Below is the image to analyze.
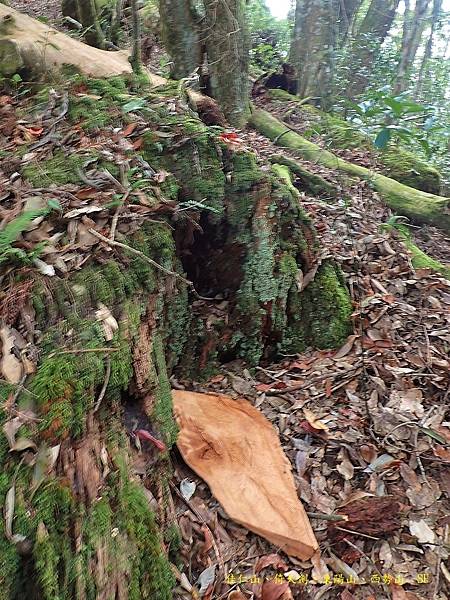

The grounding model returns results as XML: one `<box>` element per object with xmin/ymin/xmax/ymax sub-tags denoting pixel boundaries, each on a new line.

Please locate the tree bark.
<box><xmin>289</xmin><ymin>0</ymin><xmax>337</xmax><ymax>109</ymax></box>
<box><xmin>61</xmin><ymin>0</ymin><xmax>106</xmax><ymax>48</ymax></box>
<box><xmin>249</xmin><ymin>107</ymin><xmax>450</xmax><ymax>234</ymax></box>
<box><xmin>203</xmin><ymin>0</ymin><xmax>250</xmax><ymax>127</ymax></box>
<box><xmin>159</xmin><ymin>0</ymin><xmax>203</xmax><ymax>79</ymax></box>
<box><xmin>394</xmin><ymin>0</ymin><xmax>431</xmax><ymax>94</ymax></box>
<box><xmin>130</xmin><ymin>0</ymin><xmax>142</xmax><ymax>73</ymax></box>
<box><xmin>345</xmin><ymin>0</ymin><xmax>400</xmax><ymax>99</ymax></box>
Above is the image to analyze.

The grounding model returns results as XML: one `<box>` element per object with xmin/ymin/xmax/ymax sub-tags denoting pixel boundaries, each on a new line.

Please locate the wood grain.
<box><xmin>172</xmin><ymin>389</ymin><xmax>319</xmax><ymax>559</ymax></box>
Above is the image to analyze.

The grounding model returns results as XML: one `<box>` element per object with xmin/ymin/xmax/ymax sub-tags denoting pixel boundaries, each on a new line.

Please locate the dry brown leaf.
<box><xmin>0</xmin><ymin>325</ymin><xmax>23</xmax><ymax>383</ymax></box>
<box><xmin>255</xmin><ymin>553</ymin><xmax>288</xmax><ymax>574</ymax></box>
<box><xmin>261</xmin><ymin>580</ymin><xmax>292</xmax><ymax>600</ymax></box>
<box><xmin>303</xmin><ymin>408</ymin><xmax>328</xmax><ymax>431</ymax></box>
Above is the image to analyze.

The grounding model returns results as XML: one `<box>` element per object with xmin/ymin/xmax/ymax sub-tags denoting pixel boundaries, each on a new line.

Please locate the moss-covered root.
<box><xmin>271</xmin><ymin>154</ymin><xmax>339</xmax><ymax>201</ymax></box>
<box><xmin>271</xmin><ymin>163</ymin><xmax>300</xmax><ymax>199</ymax></box>
<box><xmin>393</xmin><ymin>225</ymin><xmax>450</xmax><ymax>279</ymax></box>
<box><xmin>249</xmin><ymin>108</ymin><xmax>450</xmax><ymax>234</ymax></box>
<box><xmin>267</xmin><ymin>89</ymin><xmax>442</xmax><ymax>195</ymax></box>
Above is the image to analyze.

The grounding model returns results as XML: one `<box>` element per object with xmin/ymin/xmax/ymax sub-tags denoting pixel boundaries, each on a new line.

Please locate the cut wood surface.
<box><xmin>0</xmin><ymin>5</ymin><xmax>165</xmax><ymax>85</ymax></box>
<box><xmin>172</xmin><ymin>389</ymin><xmax>319</xmax><ymax>560</ymax></box>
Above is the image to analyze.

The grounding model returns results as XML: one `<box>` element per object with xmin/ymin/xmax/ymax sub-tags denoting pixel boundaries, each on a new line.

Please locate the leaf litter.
<box><xmin>170</xmin><ymin>102</ymin><xmax>449</xmax><ymax>599</ymax></box>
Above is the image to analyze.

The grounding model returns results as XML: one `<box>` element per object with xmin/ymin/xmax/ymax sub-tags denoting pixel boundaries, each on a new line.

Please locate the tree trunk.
<box><xmin>203</xmin><ymin>0</ymin><xmax>250</xmax><ymax>127</ymax></box>
<box><xmin>61</xmin><ymin>0</ymin><xmax>106</xmax><ymax>48</ymax></box>
<box><xmin>394</xmin><ymin>0</ymin><xmax>431</xmax><ymax>94</ymax></box>
<box><xmin>159</xmin><ymin>0</ymin><xmax>203</xmax><ymax>79</ymax></box>
<box><xmin>130</xmin><ymin>0</ymin><xmax>142</xmax><ymax>73</ymax></box>
<box><xmin>415</xmin><ymin>0</ymin><xmax>443</xmax><ymax>98</ymax></box>
<box><xmin>337</xmin><ymin>0</ymin><xmax>363</xmax><ymax>45</ymax></box>
<box><xmin>289</xmin><ymin>0</ymin><xmax>337</xmax><ymax>109</ymax></box>
<box><xmin>345</xmin><ymin>0</ymin><xmax>400</xmax><ymax>99</ymax></box>
<box><xmin>249</xmin><ymin>107</ymin><xmax>450</xmax><ymax>234</ymax></box>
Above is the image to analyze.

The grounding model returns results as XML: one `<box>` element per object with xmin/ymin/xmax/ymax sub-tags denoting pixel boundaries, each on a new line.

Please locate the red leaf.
<box><xmin>132</xmin><ymin>137</ymin><xmax>144</xmax><ymax>150</ymax></box>
<box><xmin>219</xmin><ymin>132</ymin><xmax>238</xmax><ymax>141</ymax></box>
<box><xmin>122</xmin><ymin>122</ymin><xmax>138</xmax><ymax>137</ymax></box>
<box><xmin>134</xmin><ymin>429</ymin><xmax>166</xmax><ymax>451</ymax></box>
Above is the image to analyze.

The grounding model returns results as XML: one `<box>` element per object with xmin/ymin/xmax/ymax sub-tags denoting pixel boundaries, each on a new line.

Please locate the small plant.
<box><xmin>347</xmin><ymin>88</ymin><xmax>442</xmax><ymax>158</ymax></box>
<box><xmin>0</xmin><ymin>201</ymin><xmax>60</xmax><ymax>266</ymax></box>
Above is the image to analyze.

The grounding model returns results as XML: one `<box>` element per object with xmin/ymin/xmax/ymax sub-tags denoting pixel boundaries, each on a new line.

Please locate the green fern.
<box><xmin>0</xmin><ymin>206</ymin><xmax>54</xmax><ymax>265</ymax></box>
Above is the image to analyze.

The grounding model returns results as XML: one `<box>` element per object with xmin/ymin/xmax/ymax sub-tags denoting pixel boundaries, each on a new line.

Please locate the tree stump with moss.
<box><xmin>0</xmin><ymin>71</ymin><xmax>353</xmax><ymax>598</ymax></box>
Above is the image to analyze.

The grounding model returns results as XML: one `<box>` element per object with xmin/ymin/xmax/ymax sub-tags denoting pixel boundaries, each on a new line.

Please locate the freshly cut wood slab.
<box><xmin>172</xmin><ymin>390</ymin><xmax>318</xmax><ymax>559</ymax></box>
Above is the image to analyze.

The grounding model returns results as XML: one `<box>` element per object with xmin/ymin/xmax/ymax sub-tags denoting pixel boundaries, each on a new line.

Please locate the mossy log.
<box><xmin>270</xmin><ymin>154</ymin><xmax>339</xmax><ymax>200</ymax></box>
<box><xmin>249</xmin><ymin>108</ymin><xmax>450</xmax><ymax>234</ymax></box>
<box><xmin>268</xmin><ymin>89</ymin><xmax>442</xmax><ymax>195</ymax></box>
<box><xmin>0</xmin><ymin>4</ymin><xmax>165</xmax><ymax>84</ymax></box>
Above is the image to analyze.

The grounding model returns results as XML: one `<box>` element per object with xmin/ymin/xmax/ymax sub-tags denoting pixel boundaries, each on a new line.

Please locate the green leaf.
<box><xmin>122</xmin><ymin>98</ymin><xmax>146</xmax><ymax>113</ymax></box>
<box><xmin>420</xmin><ymin>427</ymin><xmax>447</xmax><ymax>444</ymax></box>
<box><xmin>374</xmin><ymin>128</ymin><xmax>391</xmax><ymax>149</ymax></box>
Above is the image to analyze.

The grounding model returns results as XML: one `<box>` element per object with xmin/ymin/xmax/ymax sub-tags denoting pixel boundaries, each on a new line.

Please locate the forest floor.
<box><xmin>3</xmin><ymin>5</ymin><xmax>450</xmax><ymax>600</ymax></box>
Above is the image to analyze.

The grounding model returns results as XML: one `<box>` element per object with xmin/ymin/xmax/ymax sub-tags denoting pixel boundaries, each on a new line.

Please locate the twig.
<box><xmin>433</xmin><ymin>524</ymin><xmax>448</xmax><ymax>599</ymax></box>
<box><xmin>110</xmin><ymin>190</ymin><xmax>130</xmax><ymax>241</ymax></box>
<box><xmin>335</xmin><ymin>526</ymin><xmax>380</xmax><ymax>541</ymax></box>
<box><xmin>11</xmin><ymin>374</ymin><xmax>27</xmax><ymax>405</ymax></box>
<box><xmin>88</xmin><ymin>228</ymin><xmax>210</xmax><ymax>299</ymax></box>
<box><xmin>93</xmin><ymin>356</ymin><xmax>111</xmax><ymax>412</ymax></box>
<box><xmin>48</xmin><ymin>347</ymin><xmax>119</xmax><ymax>358</ymax></box>
<box><xmin>307</xmin><ymin>512</ymin><xmax>348</xmax><ymax>522</ymax></box>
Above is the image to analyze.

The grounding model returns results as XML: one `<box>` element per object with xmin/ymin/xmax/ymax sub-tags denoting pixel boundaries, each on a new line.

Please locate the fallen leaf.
<box><xmin>409</xmin><ymin>519</ymin><xmax>435</xmax><ymax>544</ymax></box>
<box><xmin>228</xmin><ymin>591</ymin><xmax>246</xmax><ymax>600</ymax></box>
<box><xmin>95</xmin><ymin>303</ymin><xmax>119</xmax><ymax>341</ymax></box>
<box><xmin>261</xmin><ymin>580</ymin><xmax>292</xmax><ymax>600</ymax></box>
<box><xmin>9</xmin><ymin>438</ymin><xmax>37</xmax><ymax>453</ymax></box>
<box><xmin>0</xmin><ymin>325</ymin><xmax>23</xmax><ymax>383</ymax></box>
<box><xmin>180</xmin><ymin>478</ymin><xmax>196</xmax><ymax>501</ymax></box>
<box><xmin>198</xmin><ymin>565</ymin><xmax>215</xmax><ymax>595</ymax></box>
<box><xmin>255</xmin><ymin>553</ymin><xmax>288</xmax><ymax>573</ymax></box>
<box><xmin>4</xmin><ymin>484</ymin><xmax>15</xmax><ymax>539</ymax></box>
<box><xmin>303</xmin><ymin>408</ymin><xmax>329</xmax><ymax>431</ymax></box>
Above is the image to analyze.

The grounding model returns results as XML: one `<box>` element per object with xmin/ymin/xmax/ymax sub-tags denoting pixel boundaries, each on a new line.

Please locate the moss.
<box><xmin>117</xmin><ymin>475</ymin><xmax>175</xmax><ymax>600</ymax></box>
<box><xmin>152</xmin><ymin>334</ymin><xmax>178</xmax><ymax>448</ymax></box>
<box><xmin>390</xmin><ymin>225</ymin><xmax>450</xmax><ymax>279</ymax></box>
<box><xmin>22</xmin><ymin>151</ymin><xmax>90</xmax><ymax>187</ymax></box>
<box><xmin>297</xmin><ymin>261</ymin><xmax>352</xmax><ymax>349</ymax></box>
<box><xmin>164</xmin><ymin>279</ymin><xmax>191</xmax><ymax>369</ymax></box>
<box><xmin>147</xmin><ymin>122</ymin><xmax>226</xmax><ymax>215</ymax></box>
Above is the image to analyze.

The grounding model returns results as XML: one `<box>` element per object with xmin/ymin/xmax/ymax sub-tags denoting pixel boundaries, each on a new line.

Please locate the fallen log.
<box><xmin>249</xmin><ymin>108</ymin><xmax>450</xmax><ymax>234</ymax></box>
<box><xmin>0</xmin><ymin>4</ymin><xmax>165</xmax><ymax>84</ymax></box>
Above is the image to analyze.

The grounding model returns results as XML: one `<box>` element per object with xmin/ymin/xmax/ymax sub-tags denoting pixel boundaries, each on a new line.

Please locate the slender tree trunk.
<box><xmin>415</xmin><ymin>0</ymin><xmax>443</xmax><ymax>98</ymax></box>
<box><xmin>62</xmin><ymin>0</ymin><xmax>106</xmax><ymax>48</ymax></box>
<box><xmin>203</xmin><ymin>0</ymin><xmax>250</xmax><ymax>127</ymax></box>
<box><xmin>130</xmin><ymin>0</ymin><xmax>142</xmax><ymax>73</ymax></box>
<box><xmin>394</xmin><ymin>0</ymin><xmax>431</xmax><ymax>94</ymax></box>
<box><xmin>289</xmin><ymin>0</ymin><xmax>337</xmax><ymax>110</ymax></box>
<box><xmin>345</xmin><ymin>0</ymin><xmax>400</xmax><ymax>99</ymax></box>
<box><xmin>159</xmin><ymin>0</ymin><xmax>203</xmax><ymax>79</ymax></box>
<box><xmin>337</xmin><ymin>0</ymin><xmax>363</xmax><ymax>45</ymax></box>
